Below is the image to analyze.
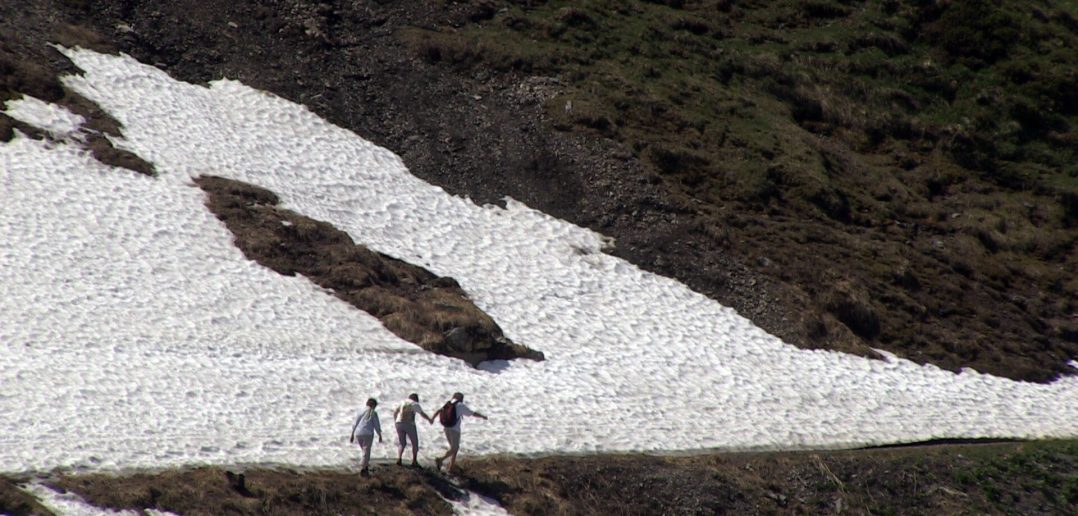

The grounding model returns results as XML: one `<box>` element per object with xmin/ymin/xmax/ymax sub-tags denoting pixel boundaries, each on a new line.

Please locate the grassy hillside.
<box><xmin>400</xmin><ymin>0</ymin><xmax>1078</xmax><ymax>381</ymax></box>
<box><xmin>2</xmin><ymin>1</ymin><xmax>1078</xmax><ymax>514</ymax></box>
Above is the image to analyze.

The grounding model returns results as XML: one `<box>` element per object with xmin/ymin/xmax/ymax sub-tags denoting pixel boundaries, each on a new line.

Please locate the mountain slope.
<box><xmin>22</xmin><ymin>0</ymin><xmax>1074</xmax><ymax>382</ymax></box>
<box><xmin>2</xmin><ymin>1</ymin><xmax>1078</xmax><ymax>513</ymax></box>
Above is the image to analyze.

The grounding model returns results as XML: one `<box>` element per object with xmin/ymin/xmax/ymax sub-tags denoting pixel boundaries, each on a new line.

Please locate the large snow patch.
<box><xmin>1</xmin><ymin>48</ymin><xmax>1076</xmax><ymax>473</ymax></box>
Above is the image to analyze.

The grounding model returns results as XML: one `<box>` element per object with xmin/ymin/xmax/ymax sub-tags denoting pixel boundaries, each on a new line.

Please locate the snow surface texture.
<box><xmin>4</xmin><ymin>95</ymin><xmax>85</xmax><ymax>140</ymax></box>
<box><xmin>1</xmin><ymin>48</ymin><xmax>1077</xmax><ymax>474</ymax></box>
<box><xmin>447</xmin><ymin>489</ymin><xmax>510</xmax><ymax>516</ymax></box>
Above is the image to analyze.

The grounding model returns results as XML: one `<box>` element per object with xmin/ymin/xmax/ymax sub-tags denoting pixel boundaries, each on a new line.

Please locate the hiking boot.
<box><xmin>410</xmin><ymin>461</ymin><xmax>420</xmax><ymax>468</ymax></box>
<box><xmin>360</xmin><ymin>468</ymin><xmax>370</xmax><ymax>478</ymax></box>
<box><xmin>434</xmin><ymin>457</ymin><xmax>443</xmax><ymax>471</ymax></box>
<box><xmin>395</xmin><ymin>459</ymin><xmax>403</xmax><ymax>466</ymax></box>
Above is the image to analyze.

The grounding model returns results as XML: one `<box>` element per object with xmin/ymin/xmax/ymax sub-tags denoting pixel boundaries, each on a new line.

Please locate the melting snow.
<box><xmin>21</xmin><ymin>481</ymin><xmax>176</xmax><ymax>515</ymax></box>
<box><xmin>4</xmin><ymin>95</ymin><xmax>85</xmax><ymax>140</ymax></box>
<box><xmin>446</xmin><ymin>488</ymin><xmax>510</xmax><ymax>516</ymax></box>
<box><xmin>1</xmin><ymin>48</ymin><xmax>1076</xmax><ymax>475</ymax></box>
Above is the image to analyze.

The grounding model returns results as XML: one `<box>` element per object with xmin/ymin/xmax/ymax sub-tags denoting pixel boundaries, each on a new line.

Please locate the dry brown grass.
<box><xmin>8</xmin><ymin>442</ymin><xmax>1077</xmax><ymax>515</ymax></box>
<box><xmin>351</xmin><ymin>287</ymin><xmax>416</xmax><ymax>318</ymax></box>
<box><xmin>196</xmin><ymin>176</ymin><xmax>544</xmax><ymax>366</ymax></box>
<box><xmin>415</xmin><ymin>290</ymin><xmax>495</xmax><ymax>331</ymax></box>
<box><xmin>458</xmin><ymin>441</ymin><xmax>1078</xmax><ymax>515</ymax></box>
<box><xmin>49</xmin><ymin>466</ymin><xmax>455</xmax><ymax>515</ymax></box>
<box><xmin>0</xmin><ymin>41</ymin><xmax>153</xmax><ymax>175</ymax></box>
<box><xmin>0</xmin><ymin>477</ymin><xmax>50</xmax><ymax>516</ymax></box>
<box><xmin>383</xmin><ymin>312</ymin><xmax>441</xmax><ymax>346</ymax></box>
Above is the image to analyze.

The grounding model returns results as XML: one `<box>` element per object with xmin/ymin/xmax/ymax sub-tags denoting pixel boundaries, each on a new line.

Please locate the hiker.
<box><xmin>431</xmin><ymin>392</ymin><xmax>487</xmax><ymax>473</ymax></box>
<box><xmin>349</xmin><ymin>397</ymin><xmax>383</xmax><ymax>477</ymax></box>
<box><xmin>393</xmin><ymin>393</ymin><xmax>433</xmax><ymax>467</ymax></box>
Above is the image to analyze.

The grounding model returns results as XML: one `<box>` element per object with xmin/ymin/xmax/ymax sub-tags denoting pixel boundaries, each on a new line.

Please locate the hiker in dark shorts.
<box><xmin>393</xmin><ymin>393</ymin><xmax>433</xmax><ymax>467</ymax></box>
<box><xmin>349</xmin><ymin>397</ymin><xmax>382</xmax><ymax>477</ymax></box>
<box><xmin>431</xmin><ymin>392</ymin><xmax>487</xmax><ymax>473</ymax></box>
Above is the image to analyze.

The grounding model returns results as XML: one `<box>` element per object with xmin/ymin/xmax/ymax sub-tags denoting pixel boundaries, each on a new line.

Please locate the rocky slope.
<box><xmin>6</xmin><ymin>0</ymin><xmax>1071</xmax><ymax>381</ymax></box>
<box><xmin>3</xmin><ymin>1</ymin><xmax>1078</xmax><ymax>514</ymax></box>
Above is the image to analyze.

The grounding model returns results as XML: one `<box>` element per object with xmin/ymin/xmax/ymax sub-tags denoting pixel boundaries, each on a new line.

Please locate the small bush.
<box><xmin>825</xmin><ymin>282</ymin><xmax>881</xmax><ymax>340</ymax></box>
<box><xmin>556</xmin><ymin>7</ymin><xmax>595</xmax><ymax>29</ymax></box>
<box><xmin>671</xmin><ymin>17</ymin><xmax>710</xmax><ymax>35</ymax></box>
<box><xmin>928</xmin><ymin>0</ymin><xmax>1020</xmax><ymax>66</ymax></box>
<box><xmin>847</xmin><ymin>32</ymin><xmax>909</xmax><ymax>56</ymax></box>
<box><xmin>799</xmin><ymin>1</ymin><xmax>852</xmax><ymax>20</ymax></box>
<box><xmin>1061</xmin><ymin>191</ymin><xmax>1078</xmax><ymax>227</ymax></box>
<box><xmin>647</xmin><ymin>145</ymin><xmax>710</xmax><ymax>175</ymax></box>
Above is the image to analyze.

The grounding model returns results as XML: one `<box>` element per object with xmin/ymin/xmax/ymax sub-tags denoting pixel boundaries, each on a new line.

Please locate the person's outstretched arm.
<box><xmin>430</xmin><ymin>408</ymin><xmax>441</xmax><ymax>424</ymax></box>
<box><xmin>374</xmin><ymin>412</ymin><xmax>383</xmax><ymax>443</ymax></box>
<box><xmin>472</xmin><ymin>411</ymin><xmax>488</xmax><ymax>420</ymax></box>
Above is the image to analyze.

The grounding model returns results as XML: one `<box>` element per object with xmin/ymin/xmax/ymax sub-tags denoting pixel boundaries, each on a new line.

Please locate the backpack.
<box><xmin>439</xmin><ymin>400</ymin><xmax>458</xmax><ymax>427</ymax></box>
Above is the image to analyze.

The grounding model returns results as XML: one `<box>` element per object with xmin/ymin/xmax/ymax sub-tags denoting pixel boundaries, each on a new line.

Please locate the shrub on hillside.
<box><xmin>927</xmin><ymin>0</ymin><xmax>1020</xmax><ymax>67</ymax></box>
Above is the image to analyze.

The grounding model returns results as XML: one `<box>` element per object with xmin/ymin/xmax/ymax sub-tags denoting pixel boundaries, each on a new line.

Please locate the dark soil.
<box><xmin>10</xmin><ymin>440</ymin><xmax>1076</xmax><ymax>515</ymax></box>
<box><xmin>47</xmin><ymin>466</ymin><xmax>458</xmax><ymax>515</ymax></box>
<box><xmin>459</xmin><ymin>441</ymin><xmax>1078</xmax><ymax>515</ymax></box>
<box><xmin>3</xmin><ymin>0</ymin><xmax>1067</xmax><ymax>381</ymax></box>
<box><xmin>196</xmin><ymin>175</ymin><xmax>543</xmax><ymax>365</ymax></box>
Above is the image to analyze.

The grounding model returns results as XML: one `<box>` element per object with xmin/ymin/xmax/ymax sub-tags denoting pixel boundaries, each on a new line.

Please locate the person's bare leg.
<box><xmin>444</xmin><ymin>429</ymin><xmax>461</xmax><ymax>472</ymax></box>
<box><xmin>358</xmin><ymin>434</ymin><xmax>374</xmax><ymax>477</ymax></box>
<box><xmin>409</xmin><ymin>428</ymin><xmax>420</xmax><ymax>466</ymax></box>
<box><xmin>436</xmin><ymin>429</ymin><xmax>452</xmax><ymax>470</ymax></box>
<box><xmin>395</xmin><ymin>424</ymin><xmax>406</xmax><ymax>465</ymax></box>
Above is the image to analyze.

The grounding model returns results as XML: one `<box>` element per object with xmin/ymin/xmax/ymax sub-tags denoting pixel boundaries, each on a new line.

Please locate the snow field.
<box><xmin>1</xmin><ymin>47</ymin><xmax>1076</xmax><ymax>475</ymax></box>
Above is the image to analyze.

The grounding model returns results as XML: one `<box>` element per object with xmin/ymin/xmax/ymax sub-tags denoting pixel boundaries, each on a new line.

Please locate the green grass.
<box><xmin>948</xmin><ymin>440</ymin><xmax>1078</xmax><ymax>511</ymax></box>
<box><xmin>408</xmin><ymin>0</ymin><xmax>1078</xmax><ymax>205</ymax></box>
<box><xmin>393</xmin><ymin>1</ymin><xmax>1078</xmax><ymax>382</ymax></box>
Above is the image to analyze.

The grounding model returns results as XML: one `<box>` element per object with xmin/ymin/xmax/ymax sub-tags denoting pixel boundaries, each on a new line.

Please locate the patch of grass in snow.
<box><xmin>0</xmin><ymin>477</ymin><xmax>51</xmax><ymax>516</ymax></box>
<box><xmin>194</xmin><ymin>175</ymin><xmax>545</xmax><ymax>366</ymax></box>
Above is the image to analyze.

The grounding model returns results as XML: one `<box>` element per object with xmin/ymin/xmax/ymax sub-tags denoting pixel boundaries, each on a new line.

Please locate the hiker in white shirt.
<box><xmin>431</xmin><ymin>392</ymin><xmax>487</xmax><ymax>473</ymax></box>
<box><xmin>393</xmin><ymin>393</ymin><xmax>433</xmax><ymax>467</ymax></box>
<box><xmin>349</xmin><ymin>397</ymin><xmax>382</xmax><ymax>477</ymax></box>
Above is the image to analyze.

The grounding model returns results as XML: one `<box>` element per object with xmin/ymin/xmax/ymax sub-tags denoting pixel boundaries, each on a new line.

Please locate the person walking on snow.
<box><xmin>431</xmin><ymin>392</ymin><xmax>487</xmax><ymax>473</ymax></box>
<box><xmin>349</xmin><ymin>397</ymin><xmax>382</xmax><ymax>477</ymax></box>
<box><xmin>393</xmin><ymin>393</ymin><xmax>433</xmax><ymax>467</ymax></box>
